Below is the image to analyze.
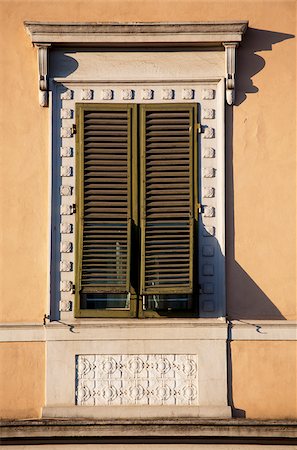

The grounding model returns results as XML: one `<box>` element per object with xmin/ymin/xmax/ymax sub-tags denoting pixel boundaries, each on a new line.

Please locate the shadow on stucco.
<box><xmin>235</xmin><ymin>28</ymin><xmax>294</xmax><ymax>106</ymax></box>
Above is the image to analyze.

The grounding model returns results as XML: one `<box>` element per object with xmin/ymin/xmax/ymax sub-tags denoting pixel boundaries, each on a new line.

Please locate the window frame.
<box><xmin>74</xmin><ymin>102</ymin><xmax>199</xmax><ymax>318</ymax></box>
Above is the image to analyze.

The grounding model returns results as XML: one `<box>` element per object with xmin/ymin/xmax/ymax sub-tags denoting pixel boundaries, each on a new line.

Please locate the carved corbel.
<box><xmin>36</xmin><ymin>44</ymin><xmax>51</xmax><ymax>107</ymax></box>
<box><xmin>223</xmin><ymin>43</ymin><xmax>238</xmax><ymax>106</ymax></box>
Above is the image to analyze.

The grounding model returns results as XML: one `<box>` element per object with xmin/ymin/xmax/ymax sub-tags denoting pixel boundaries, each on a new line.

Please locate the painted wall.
<box><xmin>0</xmin><ymin>0</ymin><xmax>295</xmax><ymax>420</ymax></box>
<box><xmin>0</xmin><ymin>343</ymin><xmax>45</xmax><ymax>419</ymax></box>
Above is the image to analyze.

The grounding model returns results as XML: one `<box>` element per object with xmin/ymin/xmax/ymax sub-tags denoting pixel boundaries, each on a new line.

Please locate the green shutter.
<box><xmin>140</xmin><ymin>104</ymin><xmax>196</xmax><ymax>295</ymax></box>
<box><xmin>75</xmin><ymin>104</ymin><xmax>133</xmax><ymax>313</ymax></box>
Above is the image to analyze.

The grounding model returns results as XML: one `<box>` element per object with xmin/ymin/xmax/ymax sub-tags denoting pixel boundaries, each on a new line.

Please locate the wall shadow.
<box><xmin>235</xmin><ymin>28</ymin><xmax>294</xmax><ymax>106</ymax></box>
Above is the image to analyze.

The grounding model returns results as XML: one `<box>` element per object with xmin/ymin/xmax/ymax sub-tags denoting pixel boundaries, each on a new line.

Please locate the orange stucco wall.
<box><xmin>0</xmin><ymin>342</ymin><xmax>45</xmax><ymax>419</ymax></box>
<box><xmin>0</xmin><ymin>0</ymin><xmax>296</xmax><ymax>420</ymax></box>
<box><xmin>232</xmin><ymin>341</ymin><xmax>297</xmax><ymax>418</ymax></box>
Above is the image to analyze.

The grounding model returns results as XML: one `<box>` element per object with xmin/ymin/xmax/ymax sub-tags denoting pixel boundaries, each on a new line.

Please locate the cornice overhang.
<box><xmin>24</xmin><ymin>21</ymin><xmax>249</xmax><ymax>106</ymax></box>
<box><xmin>24</xmin><ymin>21</ymin><xmax>248</xmax><ymax>46</ymax></box>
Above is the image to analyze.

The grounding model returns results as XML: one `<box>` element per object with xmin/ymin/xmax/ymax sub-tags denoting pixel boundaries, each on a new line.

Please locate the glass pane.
<box><xmin>145</xmin><ymin>294</ymin><xmax>192</xmax><ymax>311</ymax></box>
<box><xmin>80</xmin><ymin>293</ymin><xmax>130</xmax><ymax>310</ymax></box>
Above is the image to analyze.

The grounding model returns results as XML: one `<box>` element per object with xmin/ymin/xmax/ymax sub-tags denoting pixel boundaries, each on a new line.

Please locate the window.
<box><xmin>75</xmin><ymin>103</ymin><xmax>199</xmax><ymax>318</ymax></box>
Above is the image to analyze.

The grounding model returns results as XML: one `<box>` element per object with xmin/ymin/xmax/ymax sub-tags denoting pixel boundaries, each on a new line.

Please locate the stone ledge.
<box><xmin>1</xmin><ymin>419</ymin><xmax>297</xmax><ymax>439</ymax></box>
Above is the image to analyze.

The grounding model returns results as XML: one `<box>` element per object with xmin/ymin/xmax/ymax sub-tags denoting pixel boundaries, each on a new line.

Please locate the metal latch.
<box><xmin>72</xmin><ymin>124</ymin><xmax>77</xmax><ymax>135</ymax></box>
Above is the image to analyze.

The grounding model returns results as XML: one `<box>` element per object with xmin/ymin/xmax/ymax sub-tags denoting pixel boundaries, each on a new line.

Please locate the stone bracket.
<box><xmin>36</xmin><ymin>44</ymin><xmax>51</xmax><ymax>107</ymax></box>
<box><xmin>223</xmin><ymin>42</ymin><xmax>238</xmax><ymax>105</ymax></box>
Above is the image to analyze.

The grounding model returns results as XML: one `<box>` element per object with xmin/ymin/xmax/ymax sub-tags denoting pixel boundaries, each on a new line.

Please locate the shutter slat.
<box><xmin>78</xmin><ymin>108</ymin><xmax>131</xmax><ymax>295</ymax></box>
<box><xmin>141</xmin><ymin>106</ymin><xmax>194</xmax><ymax>295</ymax></box>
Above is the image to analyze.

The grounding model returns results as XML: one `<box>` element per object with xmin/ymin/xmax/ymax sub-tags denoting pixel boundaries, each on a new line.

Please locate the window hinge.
<box><xmin>72</xmin><ymin>284</ymin><xmax>76</xmax><ymax>294</ymax></box>
<box><xmin>72</xmin><ymin>124</ymin><xmax>77</xmax><ymax>135</ymax></box>
<box><xmin>196</xmin><ymin>123</ymin><xmax>202</xmax><ymax>134</ymax></box>
<box><xmin>197</xmin><ymin>203</ymin><xmax>202</xmax><ymax>214</ymax></box>
<box><xmin>72</xmin><ymin>204</ymin><xmax>77</xmax><ymax>213</ymax></box>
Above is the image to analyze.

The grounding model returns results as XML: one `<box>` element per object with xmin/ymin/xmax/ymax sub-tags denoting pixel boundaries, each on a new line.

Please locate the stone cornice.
<box><xmin>24</xmin><ymin>21</ymin><xmax>248</xmax><ymax>45</ymax></box>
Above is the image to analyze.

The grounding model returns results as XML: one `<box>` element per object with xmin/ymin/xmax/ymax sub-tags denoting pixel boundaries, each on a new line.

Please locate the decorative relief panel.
<box><xmin>61</xmin><ymin>108</ymin><xmax>73</xmax><ymax>119</ymax></box>
<box><xmin>101</xmin><ymin>89</ymin><xmax>113</xmax><ymax>100</ymax></box>
<box><xmin>203</xmin><ymin>147</ymin><xmax>215</xmax><ymax>158</ymax></box>
<box><xmin>182</xmin><ymin>88</ymin><xmax>194</xmax><ymax>100</ymax></box>
<box><xmin>121</xmin><ymin>89</ymin><xmax>134</xmax><ymax>100</ymax></box>
<box><xmin>60</xmin><ymin>185</ymin><xmax>72</xmax><ymax>196</ymax></box>
<box><xmin>76</xmin><ymin>354</ymin><xmax>198</xmax><ymax>406</ymax></box>
<box><xmin>60</xmin><ymin>260</ymin><xmax>72</xmax><ymax>272</ymax></box>
<box><xmin>60</xmin><ymin>205</ymin><xmax>73</xmax><ymax>215</ymax></box>
<box><xmin>141</xmin><ymin>89</ymin><xmax>154</xmax><ymax>100</ymax></box>
<box><xmin>202</xmin><ymin>108</ymin><xmax>215</xmax><ymax>119</ymax></box>
<box><xmin>60</xmin><ymin>280</ymin><xmax>73</xmax><ymax>292</ymax></box>
<box><xmin>59</xmin><ymin>299</ymin><xmax>72</xmax><ymax>312</ymax></box>
<box><xmin>60</xmin><ymin>166</ymin><xmax>72</xmax><ymax>177</ymax></box>
<box><xmin>60</xmin><ymin>222</ymin><xmax>73</xmax><ymax>233</ymax></box>
<box><xmin>60</xmin><ymin>146</ymin><xmax>73</xmax><ymax>157</ymax></box>
<box><xmin>162</xmin><ymin>89</ymin><xmax>174</xmax><ymax>100</ymax></box>
<box><xmin>61</xmin><ymin>127</ymin><xmax>72</xmax><ymax>138</ymax></box>
<box><xmin>202</xmin><ymin>89</ymin><xmax>215</xmax><ymax>100</ymax></box>
<box><xmin>61</xmin><ymin>89</ymin><xmax>73</xmax><ymax>100</ymax></box>
<box><xmin>81</xmin><ymin>89</ymin><xmax>94</xmax><ymax>100</ymax></box>
<box><xmin>203</xmin><ymin>127</ymin><xmax>215</xmax><ymax>139</ymax></box>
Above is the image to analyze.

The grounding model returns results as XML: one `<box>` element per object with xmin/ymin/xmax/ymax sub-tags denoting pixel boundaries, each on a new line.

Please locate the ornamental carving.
<box><xmin>182</xmin><ymin>89</ymin><xmax>194</xmax><ymax>100</ymax></box>
<box><xmin>59</xmin><ymin>300</ymin><xmax>72</xmax><ymax>311</ymax></box>
<box><xmin>121</xmin><ymin>89</ymin><xmax>134</xmax><ymax>100</ymax></box>
<box><xmin>203</xmin><ymin>168</ymin><xmax>215</xmax><ymax>178</ymax></box>
<box><xmin>61</xmin><ymin>89</ymin><xmax>73</xmax><ymax>100</ymax></box>
<box><xmin>81</xmin><ymin>89</ymin><xmax>94</xmax><ymax>100</ymax></box>
<box><xmin>60</xmin><ymin>146</ymin><xmax>73</xmax><ymax>157</ymax></box>
<box><xmin>60</xmin><ymin>280</ymin><xmax>73</xmax><ymax>292</ymax></box>
<box><xmin>203</xmin><ymin>147</ymin><xmax>215</xmax><ymax>158</ymax></box>
<box><xmin>203</xmin><ymin>187</ymin><xmax>215</xmax><ymax>198</ymax></box>
<box><xmin>162</xmin><ymin>89</ymin><xmax>174</xmax><ymax>100</ymax></box>
<box><xmin>202</xmin><ymin>108</ymin><xmax>215</xmax><ymax>119</ymax></box>
<box><xmin>101</xmin><ymin>89</ymin><xmax>113</xmax><ymax>100</ymax></box>
<box><xmin>76</xmin><ymin>354</ymin><xmax>198</xmax><ymax>406</ymax></box>
<box><xmin>60</xmin><ymin>185</ymin><xmax>72</xmax><ymax>196</ymax></box>
<box><xmin>204</xmin><ymin>206</ymin><xmax>215</xmax><ymax>217</ymax></box>
<box><xmin>202</xmin><ymin>89</ymin><xmax>215</xmax><ymax>100</ymax></box>
<box><xmin>141</xmin><ymin>89</ymin><xmax>153</xmax><ymax>100</ymax></box>
<box><xmin>60</xmin><ymin>260</ymin><xmax>72</xmax><ymax>272</ymax></box>
<box><xmin>60</xmin><ymin>241</ymin><xmax>72</xmax><ymax>253</ymax></box>
<box><xmin>60</xmin><ymin>222</ymin><xmax>73</xmax><ymax>233</ymax></box>
<box><xmin>61</xmin><ymin>128</ymin><xmax>72</xmax><ymax>138</ymax></box>
<box><xmin>203</xmin><ymin>127</ymin><xmax>215</xmax><ymax>139</ymax></box>
<box><xmin>60</xmin><ymin>166</ymin><xmax>72</xmax><ymax>177</ymax></box>
<box><xmin>202</xmin><ymin>245</ymin><xmax>215</xmax><ymax>257</ymax></box>
<box><xmin>61</xmin><ymin>109</ymin><xmax>73</xmax><ymax>119</ymax></box>
<box><xmin>60</xmin><ymin>205</ymin><xmax>72</xmax><ymax>215</ymax></box>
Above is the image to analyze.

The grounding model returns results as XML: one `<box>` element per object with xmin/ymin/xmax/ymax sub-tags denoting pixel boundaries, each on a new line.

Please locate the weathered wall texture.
<box><xmin>0</xmin><ymin>0</ymin><xmax>296</xmax><ymax>420</ymax></box>
<box><xmin>0</xmin><ymin>343</ymin><xmax>45</xmax><ymax>419</ymax></box>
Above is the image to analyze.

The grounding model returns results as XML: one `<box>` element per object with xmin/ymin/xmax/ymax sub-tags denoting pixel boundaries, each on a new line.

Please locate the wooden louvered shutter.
<box><xmin>76</xmin><ymin>105</ymin><xmax>132</xmax><ymax>303</ymax></box>
<box><xmin>140</xmin><ymin>105</ymin><xmax>196</xmax><ymax>296</ymax></box>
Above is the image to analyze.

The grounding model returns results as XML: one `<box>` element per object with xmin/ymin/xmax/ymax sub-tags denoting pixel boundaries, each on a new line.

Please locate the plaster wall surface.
<box><xmin>0</xmin><ymin>0</ymin><xmax>296</xmax><ymax>422</ymax></box>
<box><xmin>0</xmin><ymin>343</ymin><xmax>45</xmax><ymax>419</ymax></box>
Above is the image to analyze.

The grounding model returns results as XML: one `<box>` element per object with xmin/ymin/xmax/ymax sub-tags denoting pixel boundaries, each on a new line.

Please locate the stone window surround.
<box><xmin>22</xmin><ymin>21</ymin><xmax>250</xmax><ymax>419</ymax></box>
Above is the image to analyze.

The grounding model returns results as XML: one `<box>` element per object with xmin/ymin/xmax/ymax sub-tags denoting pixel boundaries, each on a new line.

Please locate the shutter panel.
<box><xmin>140</xmin><ymin>105</ymin><xmax>196</xmax><ymax>295</ymax></box>
<box><xmin>77</xmin><ymin>106</ymin><xmax>132</xmax><ymax>296</ymax></box>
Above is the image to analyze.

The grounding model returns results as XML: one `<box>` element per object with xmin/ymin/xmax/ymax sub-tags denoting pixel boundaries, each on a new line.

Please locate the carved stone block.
<box><xmin>61</xmin><ymin>127</ymin><xmax>72</xmax><ymax>138</ymax></box>
<box><xmin>60</xmin><ymin>146</ymin><xmax>73</xmax><ymax>157</ymax></box>
<box><xmin>202</xmin><ymin>245</ymin><xmax>215</xmax><ymax>257</ymax></box>
<box><xmin>76</xmin><ymin>354</ymin><xmax>198</xmax><ymax>406</ymax></box>
<box><xmin>203</xmin><ymin>168</ymin><xmax>215</xmax><ymax>178</ymax></box>
<box><xmin>60</xmin><ymin>280</ymin><xmax>73</xmax><ymax>292</ymax></box>
<box><xmin>59</xmin><ymin>300</ymin><xmax>72</xmax><ymax>311</ymax></box>
<box><xmin>121</xmin><ymin>89</ymin><xmax>134</xmax><ymax>100</ymax></box>
<box><xmin>203</xmin><ymin>187</ymin><xmax>215</xmax><ymax>198</ymax></box>
<box><xmin>202</xmin><ymin>89</ymin><xmax>215</xmax><ymax>100</ymax></box>
<box><xmin>60</xmin><ymin>205</ymin><xmax>72</xmax><ymax>215</ymax></box>
<box><xmin>61</xmin><ymin>109</ymin><xmax>73</xmax><ymax>119</ymax></box>
<box><xmin>61</xmin><ymin>90</ymin><xmax>73</xmax><ymax>100</ymax></box>
<box><xmin>202</xmin><ymin>108</ymin><xmax>215</xmax><ymax>119</ymax></box>
<box><xmin>60</xmin><ymin>185</ymin><xmax>72</xmax><ymax>196</ymax></box>
<box><xmin>202</xmin><ymin>264</ymin><xmax>214</xmax><ymax>276</ymax></box>
<box><xmin>204</xmin><ymin>206</ymin><xmax>215</xmax><ymax>217</ymax></box>
<box><xmin>101</xmin><ymin>89</ymin><xmax>113</xmax><ymax>100</ymax></box>
<box><xmin>203</xmin><ymin>127</ymin><xmax>215</xmax><ymax>139</ymax></box>
<box><xmin>81</xmin><ymin>89</ymin><xmax>94</xmax><ymax>100</ymax></box>
<box><xmin>141</xmin><ymin>89</ymin><xmax>153</xmax><ymax>100</ymax></box>
<box><xmin>203</xmin><ymin>147</ymin><xmax>215</xmax><ymax>158</ymax></box>
<box><xmin>60</xmin><ymin>241</ymin><xmax>73</xmax><ymax>253</ymax></box>
<box><xmin>60</xmin><ymin>260</ymin><xmax>72</xmax><ymax>272</ymax></box>
<box><xmin>182</xmin><ymin>88</ymin><xmax>194</xmax><ymax>100</ymax></box>
<box><xmin>162</xmin><ymin>89</ymin><xmax>174</xmax><ymax>100</ymax></box>
<box><xmin>60</xmin><ymin>166</ymin><xmax>72</xmax><ymax>177</ymax></box>
<box><xmin>60</xmin><ymin>222</ymin><xmax>73</xmax><ymax>233</ymax></box>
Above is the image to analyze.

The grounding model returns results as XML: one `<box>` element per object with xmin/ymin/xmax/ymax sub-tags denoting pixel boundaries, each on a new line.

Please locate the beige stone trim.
<box><xmin>24</xmin><ymin>21</ymin><xmax>248</xmax><ymax>45</ymax></box>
